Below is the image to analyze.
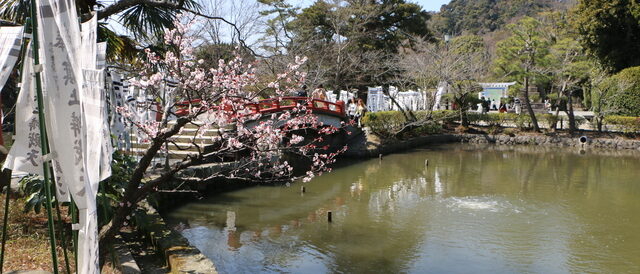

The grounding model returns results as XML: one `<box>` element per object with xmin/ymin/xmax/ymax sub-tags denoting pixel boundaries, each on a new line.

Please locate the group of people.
<box><xmin>294</xmin><ymin>84</ymin><xmax>367</xmax><ymax>126</ymax></box>
<box><xmin>479</xmin><ymin>97</ymin><xmax>514</xmax><ymax>114</ymax></box>
<box><xmin>295</xmin><ymin>84</ymin><xmax>329</xmax><ymax>100</ymax></box>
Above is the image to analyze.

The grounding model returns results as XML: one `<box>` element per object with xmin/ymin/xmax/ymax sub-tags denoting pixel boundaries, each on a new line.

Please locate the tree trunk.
<box><xmin>460</xmin><ymin>109</ymin><xmax>469</xmax><ymax>127</ymax></box>
<box><xmin>523</xmin><ymin>75</ymin><xmax>540</xmax><ymax>132</ymax></box>
<box><xmin>566</xmin><ymin>90</ymin><xmax>577</xmax><ymax>134</ymax></box>
<box><xmin>98</xmin><ymin>118</ymin><xmax>190</xmax><ymax>267</ymax></box>
<box><xmin>596</xmin><ymin>116</ymin><xmax>603</xmax><ymax>132</ymax></box>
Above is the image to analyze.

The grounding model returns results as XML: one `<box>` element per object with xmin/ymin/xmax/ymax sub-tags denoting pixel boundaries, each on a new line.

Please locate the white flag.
<box><xmin>96</xmin><ymin>42</ymin><xmax>107</xmax><ymax>70</ymax></box>
<box><xmin>82</xmin><ymin>69</ymin><xmax>106</xmax><ymax>193</ymax></box>
<box><xmin>37</xmin><ymin>0</ymin><xmax>99</xmax><ymax>272</ymax></box>
<box><xmin>0</xmin><ymin>26</ymin><xmax>23</xmax><ymax>92</ymax></box>
<box><xmin>2</xmin><ymin>43</ymin><xmax>46</xmax><ymax>177</ymax></box>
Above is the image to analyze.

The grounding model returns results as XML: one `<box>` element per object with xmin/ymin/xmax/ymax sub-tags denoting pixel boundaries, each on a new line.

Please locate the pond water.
<box><xmin>167</xmin><ymin>144</ymin><xmax>640</xmax><ymax>273</ymax></box>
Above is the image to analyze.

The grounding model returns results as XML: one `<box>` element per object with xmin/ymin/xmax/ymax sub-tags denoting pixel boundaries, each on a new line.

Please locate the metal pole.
<box><xmin>0</xmin><ymin>15</ymin><xmax>32</xmax><ymax>271</ymax></box>
<box><xmin>29</xmin><ymin>0</ymin><xmax>59</xmax><ymax>272</ymax></box>
<box><xmin>55</xmin><ymin>200</ymin><xmax>72</xmax><ymax>273</ymax></box>
<box><xmin>0</xmin><ymin>171</ymin><xmax>12</xmax><ymax>273</ymax></box>
<box><xmin>70</xmin><ymin>197</ymin><xmax>78</xmax><ymax>271</ymax></box>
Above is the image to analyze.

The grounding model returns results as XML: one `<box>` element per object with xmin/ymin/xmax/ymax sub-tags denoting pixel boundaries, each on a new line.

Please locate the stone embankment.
<box><xmin>456</xmin><ymin>133</ymin><xmax>640</xmax><ymax>150</ymax></box>
<box><xmin>136</xmin><ymin>201</ymin><xmax>217</xmax><ymax>274</ymax></box>
<box><xmin>344</xmin><ymin>132</ymin><xmax>640</xmax><ymax>157</ymax></box>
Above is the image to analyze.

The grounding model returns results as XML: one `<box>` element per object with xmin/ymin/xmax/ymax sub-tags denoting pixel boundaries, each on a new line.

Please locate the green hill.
<box><xmin>431</xmin><ymin>0</ymin><xmax>575</xmax><ymax>35</ymax></box>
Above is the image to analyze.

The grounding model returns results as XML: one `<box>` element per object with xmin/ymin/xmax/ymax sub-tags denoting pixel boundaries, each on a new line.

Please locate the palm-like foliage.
<box><xmin>0</xmin><ymin>0</ymin><xmax>201</xmax><ymax>59</ymax></box>
<box><xmin>118</xmin><ymin>0</ymin><xmax>200</xmax><ymax>40</ymax></box>
<box><xmin>0</xmin><ymin>0</ymin><xmax>29</xmax><ymax>24</ymax></box>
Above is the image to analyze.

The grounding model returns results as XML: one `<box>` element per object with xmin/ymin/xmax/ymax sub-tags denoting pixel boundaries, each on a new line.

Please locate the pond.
<box><xmin>166</xmin><ymin>144</ymin><xmax>640</xmax><ymax>273</ymax></box>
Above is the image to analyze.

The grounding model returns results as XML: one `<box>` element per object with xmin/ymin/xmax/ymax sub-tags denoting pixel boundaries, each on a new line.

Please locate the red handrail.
<box><xmin>169</xmin><ymin>97</ymin><xmax>346</xmax><ymax>120</ymax></box>
<box><xmin>245</xmin><ymin>97</ymin><xmax>346</xmax><ymax>118</ymax></box>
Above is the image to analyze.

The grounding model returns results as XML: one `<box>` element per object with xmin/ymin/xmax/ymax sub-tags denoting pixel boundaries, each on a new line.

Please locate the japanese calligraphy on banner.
<box><xmin>2</xmin><ymin>43</ymin><xmax>44</xmax><ymax>176</ymax></box>
<box><xmin>37</xmin><ymin>0</ymin><xmax>99</xmax><ymax>272</ymax></box>
<box><xmin>107</xmin><ymin>72</ymin><xmax>130</xmax><ymax>150</ymax></box>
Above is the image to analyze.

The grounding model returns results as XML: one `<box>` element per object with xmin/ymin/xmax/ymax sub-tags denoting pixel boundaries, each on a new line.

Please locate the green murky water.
<box><xmin>167</xmin><ymin>144</ymin><xmax>640</xmax><ymax>273</ymax></box>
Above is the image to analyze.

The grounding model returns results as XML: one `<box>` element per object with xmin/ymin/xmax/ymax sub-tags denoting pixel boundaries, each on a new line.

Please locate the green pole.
<box><xmin>69</xmin><ymin>197</ymin><xmax>78</xmax><ymax>271</ymax></box>
<box><xmin>54</xmin><ymin>200</ymin><xmax>71</xmax><ymax>273</ymax></box>
<box><xmin>0</xmin><ymin>18</ymin><xmax>32</xmax><ymax>271</ymax></box>
<box><xmin>0</xmin><ymin>170</ymin><xmax>12</xmax><ymax>273</ymax></box>
<box><xmin>29</xmin><ymin>0</ymin><xmax>59</xmax><ymax>272</ymax></box>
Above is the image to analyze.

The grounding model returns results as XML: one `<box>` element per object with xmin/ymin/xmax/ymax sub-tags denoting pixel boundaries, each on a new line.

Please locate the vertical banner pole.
<box><xmin>29</xmin><ymin>0</ymin><xmax>60</xmax><ymax>272</ymax></box>
<box><xmin>0</xmin><ymin>175</ymin><xmax>11</xmax><ymax>273</ymax></box>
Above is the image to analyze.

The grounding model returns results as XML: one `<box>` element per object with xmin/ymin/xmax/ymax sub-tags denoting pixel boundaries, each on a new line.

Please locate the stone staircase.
<box><xmin>127</xmin><ymin>121</ymin><xmax>221</xmax><ymax>160</ymax></box>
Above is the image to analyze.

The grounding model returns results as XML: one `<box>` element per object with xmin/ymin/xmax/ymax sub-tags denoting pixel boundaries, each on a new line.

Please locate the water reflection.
<box><xmin>168</xmin><ymin>144</ymin><xmax>640</xmax><ymax>273</ymax></box>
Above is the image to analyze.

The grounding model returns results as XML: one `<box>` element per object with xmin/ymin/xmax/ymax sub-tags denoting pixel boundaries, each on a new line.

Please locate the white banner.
<box><xmin>82</xmin><ymin>69</ymin><xmax>106</xmax><ymax>194</ymax></box>
<box><xmin>96</xmin><ymin>42</ymin><xmax>107</xmax><ymax>70</ymax></box>
<box><xmin>0</xmin><ymin>26</ymin><xmax>23</xmax><ymax>92</ymax></box>
<box><xmin>107</xmin><ymin>72</ymin><xmax>129</xmax><ymax>149</ymax></box>
<box><xmin>81</xmin><ymin>14</ymin><xmax>97</xmax><ymax>70</ymax></box>
<box><xmin>37</xmin><ymin>0</ymin><xmax>99</xmax><ymax>272</ymax></box>
<box><xmin>80</xmin><ymin>12</ymin><xmax>111</xmax><ymax>191</ymax></box>
<box><xmin>2</xmin><ymin>43</ymin><xmax>45</xmax><ymax>177</ymax></box>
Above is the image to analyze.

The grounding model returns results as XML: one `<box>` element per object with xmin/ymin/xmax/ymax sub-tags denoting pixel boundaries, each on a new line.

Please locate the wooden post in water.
<box><xmin>379</xmin><ymin>154</ymin><xmax>382</xmax><ymax>160</ymax></box>
<box><xmin>301</xmin><ymin>186</ymin><xmax>306</xmax><ymax>193</ymax></box>
<box><xmin>425</xmin><ymin>159</ymin><xmax>429</xmax><ymax>167</ymax></box>
<box><xmin>327</xmin><ymin>211</ymin><xmax>332</xmax><ymax>222</ymax></box>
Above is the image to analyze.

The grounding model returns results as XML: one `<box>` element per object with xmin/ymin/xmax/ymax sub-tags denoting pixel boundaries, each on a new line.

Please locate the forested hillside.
<box><xmin>431</xmin><ymin>0</ymin><xmax>576</xmax><ymax>35</ymax></box>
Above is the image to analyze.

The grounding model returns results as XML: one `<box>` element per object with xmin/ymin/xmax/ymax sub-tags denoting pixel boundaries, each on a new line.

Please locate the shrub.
<box><xmin>609</xmin><ymin>66</ymin><xmax>640</xmax><ymax>116</ymax></box>
<box><xmin>487</xmin><ymin>125</ymin><xmax>501</xmax><ymax>135</ymax></box>
<box><xmin>514</xmin><ymin>114</ymin><xmax>532</xmax><ymax>129</ymax></box>
<box><xmin>604</xmin><ymin>115</ymin><xmax>640</xmax><ymax>134</ymax></box>
<box><xmin>503</xmin><ymin>128</ymin><xmax>518</xmax><ymax>137</ymax></box>
<box><xmin>415</xmin><ymin>122</ymin><xmax>443</xmax><ymax>135</ymax></box>
<box><xmin>362</xmin><ymin>111</ymin><xmax>451</xmax><ymax>138</ymax></box>
<box><xmin>541</xmin><ymin>114</ymin><xmax>559</xmax><ymax>129</ymax></box>
<box><xmin>361</xmin><ymin>111</ymin><xmax>407</xmax><ymax>138</ymax></box>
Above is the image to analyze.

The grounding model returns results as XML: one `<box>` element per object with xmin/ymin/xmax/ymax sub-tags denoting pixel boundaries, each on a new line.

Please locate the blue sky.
<box><xmin>297</xmin><ymin>0</ymin><xmax>451</xmax><ymax>11</ymax></box>
<box><xmin>412</xmin><ymin>0</ymin><xmax>451</xmax><ymax>12</ymax></box>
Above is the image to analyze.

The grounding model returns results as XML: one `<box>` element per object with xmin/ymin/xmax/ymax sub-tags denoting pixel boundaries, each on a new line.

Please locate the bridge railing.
<box><xmin>245</xmin><ymin>97</ymin><xmax>346</xmax><ymax>118</ymax></box>
<box><xmin>169</xmin><ymin>97</ymin><xmax>346</xmax><ymax>120</ymax></box>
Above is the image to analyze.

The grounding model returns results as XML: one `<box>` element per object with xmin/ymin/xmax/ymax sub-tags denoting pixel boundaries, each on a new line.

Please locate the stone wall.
<box><xmin>344</xmin><ymin>133</ymin><xmax>640</xmax><ymax>158</ymax></box>
<box><xmin>456</xmin><ymin>134</ymin><xmax>640</xmax><ymax>150</ymax></box>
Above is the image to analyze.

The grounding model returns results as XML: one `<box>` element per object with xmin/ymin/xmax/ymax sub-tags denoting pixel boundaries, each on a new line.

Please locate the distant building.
<box><xmin>478</xmin><ymin>82</ymin><xmax>517</xmax><ymax>103</ymax></box>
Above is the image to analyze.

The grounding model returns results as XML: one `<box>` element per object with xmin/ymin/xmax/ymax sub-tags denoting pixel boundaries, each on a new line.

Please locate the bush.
<box><xmin>415</xmin><ymin>122</ymin><xmax>443</xmax><ymax>135</ymax></box>
<box><xmin>503</xmin><ymin>128</ymin><xmax>518</xmax><ymax>137</ymax></box>
<box><xmin>540</xmin><ymin>114</ymin><xmax>558</xmax><ymax>129</ymax></box>
<box><xmin>431</xmin><ymin>110</ymin><xmax>458</xmax><ymax>123</ymax></box>
<box><xmin>609</xmin><ymin>66</ymin><xmax>640</xmax><ymax>116</ymax></box>
<box><xmin>18</xmin><ymin>150</ymin><xmax>135</xmax><ymax>228</ymax></box>
<box><xmin>362</xmin><ymin>111</ymin><xmax>450</xmax><ymax>138</ymax></box>
<box><xmin>604</xmin><ymin>115</ymin><xmax>640</xmax><ymax>134</ymax></box>
<box><xmin>514</xmin><ymin>114</ymin><xmax>532</xmax><ymax>129</ymax></box>
<box><xmin>361</xmin><ymin>111</ymin><xmax>407</xmax><ymax>138</ymax></box>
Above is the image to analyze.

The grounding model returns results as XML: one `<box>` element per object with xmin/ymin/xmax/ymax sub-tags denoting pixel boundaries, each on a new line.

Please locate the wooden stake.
<box><xmin>425</xmin><ymin>159</ymin><xmax>429</xmax><ymax>166</ymax></box>
<box><xmin>301</xmin><ymin>186</ymin><xmax>306</xmax><ymax>193</ymax></box>
<box><xmin>328</xmin><ymin>211</ymin><xmax>332</xmax><ymax>222</ymax></box>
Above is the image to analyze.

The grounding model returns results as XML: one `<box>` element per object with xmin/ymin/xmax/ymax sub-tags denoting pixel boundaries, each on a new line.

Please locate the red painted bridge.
<box><xmin>173</xmin><ymin>97</ymin><xmax>347</xmax><ymax>120</ymax></box>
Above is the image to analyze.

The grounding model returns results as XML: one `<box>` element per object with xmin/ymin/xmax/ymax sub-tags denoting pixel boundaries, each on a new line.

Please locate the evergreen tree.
<box><xmin>573</xmin><ymin>0</ymin><xmax>640</xmax><ymax>72</ymax></box>
<box><xmin>494</xmin><ymin>16</ymin><xmax>551</xmax><ymax>132</ymax></box>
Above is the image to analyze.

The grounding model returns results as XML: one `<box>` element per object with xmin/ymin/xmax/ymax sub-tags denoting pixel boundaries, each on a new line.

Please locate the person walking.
<box><xmin>355</xmin><ymin>99</ymin><xmax>367</xmax><ymax>127</ymax></box>
<box><xmin>297</xmin><ymin>85</ymin><xmax>308</xmax><ymax>97</ymax></box>
<box><xmin>312</xmin><ymin>84</ymin><xmax>327</xmax><ymax>100</ymax></box>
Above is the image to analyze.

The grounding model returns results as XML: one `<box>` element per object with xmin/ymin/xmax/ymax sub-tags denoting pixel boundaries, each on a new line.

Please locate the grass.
<box><xmin>0</xmin><ymin>192</ymin><xmax>76</xmax><ymax>273</ymax></box>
